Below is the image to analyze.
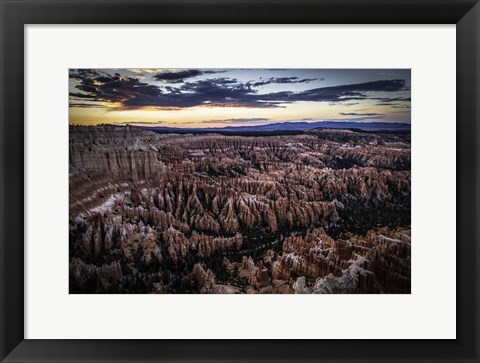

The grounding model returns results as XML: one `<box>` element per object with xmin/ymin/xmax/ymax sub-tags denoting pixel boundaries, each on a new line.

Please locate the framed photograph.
<box><xmin>1</xmin><ymin>0</ymin><xmax>478</xmax><ymax>362</ymax></box>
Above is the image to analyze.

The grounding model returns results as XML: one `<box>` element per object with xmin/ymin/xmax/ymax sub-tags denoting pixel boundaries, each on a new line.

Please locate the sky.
<box><xmin>69</xmin><ymin>68</ymin><xmax>411</xmax><ymax>128</ymax></box>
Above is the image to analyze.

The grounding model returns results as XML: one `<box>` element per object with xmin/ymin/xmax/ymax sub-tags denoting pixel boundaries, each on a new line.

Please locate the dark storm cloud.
<box><xmin>69</xmin><ymin>69</ymin><xmax>103</xmax><ymax>81</ymax></box>
<box><xmin>69</xmin><ymin>102</ymin><xmax>105</xmax><ymax>108</ymax></box>
<box><xmin>250</xmin><ymin>79</ymin><xmax>407</xmax><ymax>105</ymax></box>
<box><xmin>299</xmin><ymin>79</ymin><xmax>407</xmax><ymax>97</ymax></box>
<box><xmin>70</xmin><ymin>92</ymin><xmax>98</xmax><ymax>99</ymax></box>
<box><xmin>339</xmin><ymin>112</ymin><xmax>385</xmax><ymax>117</ymax></box>
<box><xmin>70</xmin><ymin>70</ymin><xmax>409</xmax><ymax>110</ymax></box>
<box><xmin>70</xmin><ymin>69</ymin><xmax>163</xmax><ymax>104</ymax></box>
<box><xmin>122</xmin><ymin>77</ymin><xmax>281</xmax><ymax>108</ymax></box>
<box><xmin>249</xmin><ymin>77</ymin><xmax>320</xmax><ymax>87</ymax></box>
<box><xmin>374</xmin><ymin>97</ymin><xmax>411</xmax><ymax>102</ymax></box>
<box><xmin>375</xmin><ymin>100</ymin><xmax>411</xmax><ymax>108</ymax></box>
<box><xmin>153</xmin><ymin>70</ymin><xmax>219</xmax><ymax>83</ymax></box>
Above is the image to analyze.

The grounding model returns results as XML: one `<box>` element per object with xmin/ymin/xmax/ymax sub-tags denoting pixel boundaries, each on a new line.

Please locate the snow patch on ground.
<box><xmin>89</xmin><ymin>194</ymin><xmax>120</xmax><ymax>215</ymax></box>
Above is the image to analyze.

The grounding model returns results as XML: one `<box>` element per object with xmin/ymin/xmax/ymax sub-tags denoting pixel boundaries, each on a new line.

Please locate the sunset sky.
<box><xmin>69</xmin><ymin>68</ymin><xmax>411</xmax><ymax>128</ymax></box>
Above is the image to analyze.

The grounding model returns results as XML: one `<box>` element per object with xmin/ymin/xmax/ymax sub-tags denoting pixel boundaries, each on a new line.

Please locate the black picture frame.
<box><xmin>1</xmin><ymin>0</ymin><xmax>479</xmax><ymax>362</ymax></box>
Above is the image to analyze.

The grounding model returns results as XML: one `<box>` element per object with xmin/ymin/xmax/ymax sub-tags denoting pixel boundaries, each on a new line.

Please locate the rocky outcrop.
<box><xmin>163</xmin><ymin>228</ymin><xmax>243</xmax><ymax>262</ymax></box>
<box><xmin>70</xmin><ymin>258</ymin><xmax>123</xmax><ymax>288</ymax></box>
<box><xmin>192</xmin><ymin>263</ymin><xmax>239</xmax><ymax>294</ymax></box>
<box><xmin>272</xmin><ymin>228</ymin><xmax>342</xmax><ymax>280</ymax></box>
<box><xmin>289</xmin><ymin>227</ymin><xmax>411</xmax><ymax>294</ymax></box>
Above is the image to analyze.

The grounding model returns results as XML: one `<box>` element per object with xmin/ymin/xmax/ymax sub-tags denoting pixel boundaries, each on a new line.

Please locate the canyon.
<box><xmin>69</xmin><ymin>125</ymin><xmax>411</xmax><ymax>294</ymax></box>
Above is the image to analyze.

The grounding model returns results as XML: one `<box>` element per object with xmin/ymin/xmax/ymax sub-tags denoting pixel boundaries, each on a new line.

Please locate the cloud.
<box><xmin>70</xmin><ymin>69</ymin><xmax>409</xmax><ymax>110</ymax></box>
<box><xmin>153</xmin><ymin>69</ymin><xmax>219</xmax><ymax>83</ymax></box>
<box><xmin>127</xmin><ymin>68</ymin><xmax>167</xmax><ymax>74</ymax></box>
<box><xmin>373</xmin><ymin>97</ymin><xmax>411</xmax><ymax>105</ymax></box>
<box><xmin>203</xmin><ymin>118</ymin><xmax>270</xmax><ymax>124</ymax></box>
<box><xmin>325</xmin><ymin>116</ymin><xmax>386</xmax><ymax>122</ymax></box>
<box><xmin>69</xmin><ymin>102</ymin><xmax>105</xmax><ymax>108</ymax></box>
<box><xmin>69</xmin><ymin>69</ymin><xmax>104</xmax><ymax>80</ymax></box>
<box><xmin>69</xmin><ymin>70</ymin><xmax>162</xmax><ymax>105</ymax></box>
<box><xmin>122</xmin><ymin>77</ymin><xmax>280</xmax><ymax>108</ymax></box>
<box><xmin>391</xmin><ymin>105</ymin><xmax>411</xmax><ymax>109</ymax></box>
<box><xmin>377</xmin><ymin>72</ymin><xmax>400</xmax><ymax>76</ymax></box>
<box><xmin>296</xmin><ymin>79</ymin><xmax>406</xmax><ymax>98</ymax></box>
<box><xmin>249</xmin><ymin>77</ymin><xmax>320</xmax><ymax>87</ymax></box>
<box><xmin>339</xmin><ymin>112</ymin><xmax>385</xmax><ymax>116</ymax></box>
<box><xmin>374</xmin><ymin>102</ymin><xmax>411</xmax><ymax>109</ymax></box>
<box><xmin>113</xmin><ymin>121</ymin><xmax>166</xmax><ymax>125</ymax></box>
<box><xmin>342</xmin><ymin>102</ymin><xmax>359</xmax><ymax>106</ymax></box>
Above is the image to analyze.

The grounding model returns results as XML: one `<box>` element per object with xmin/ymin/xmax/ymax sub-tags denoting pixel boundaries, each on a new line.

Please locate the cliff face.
<box><xmin>69</xmin><ymin>126</ymin><xmax>411</xmax><ymax>294</ymax></box>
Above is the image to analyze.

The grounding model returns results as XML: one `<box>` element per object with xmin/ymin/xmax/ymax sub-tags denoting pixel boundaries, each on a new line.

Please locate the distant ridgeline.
<box><xmin>141</xmin><ymin>121</ymin><xmax>411</xmax><ymax>134</ymax></box>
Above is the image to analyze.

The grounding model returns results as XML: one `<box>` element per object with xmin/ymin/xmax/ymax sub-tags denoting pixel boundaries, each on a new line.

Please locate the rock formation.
<box><xmin>69</xmin><ymin>125</ymin><xmax>411</xmax><ymax>293</ymax></box>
